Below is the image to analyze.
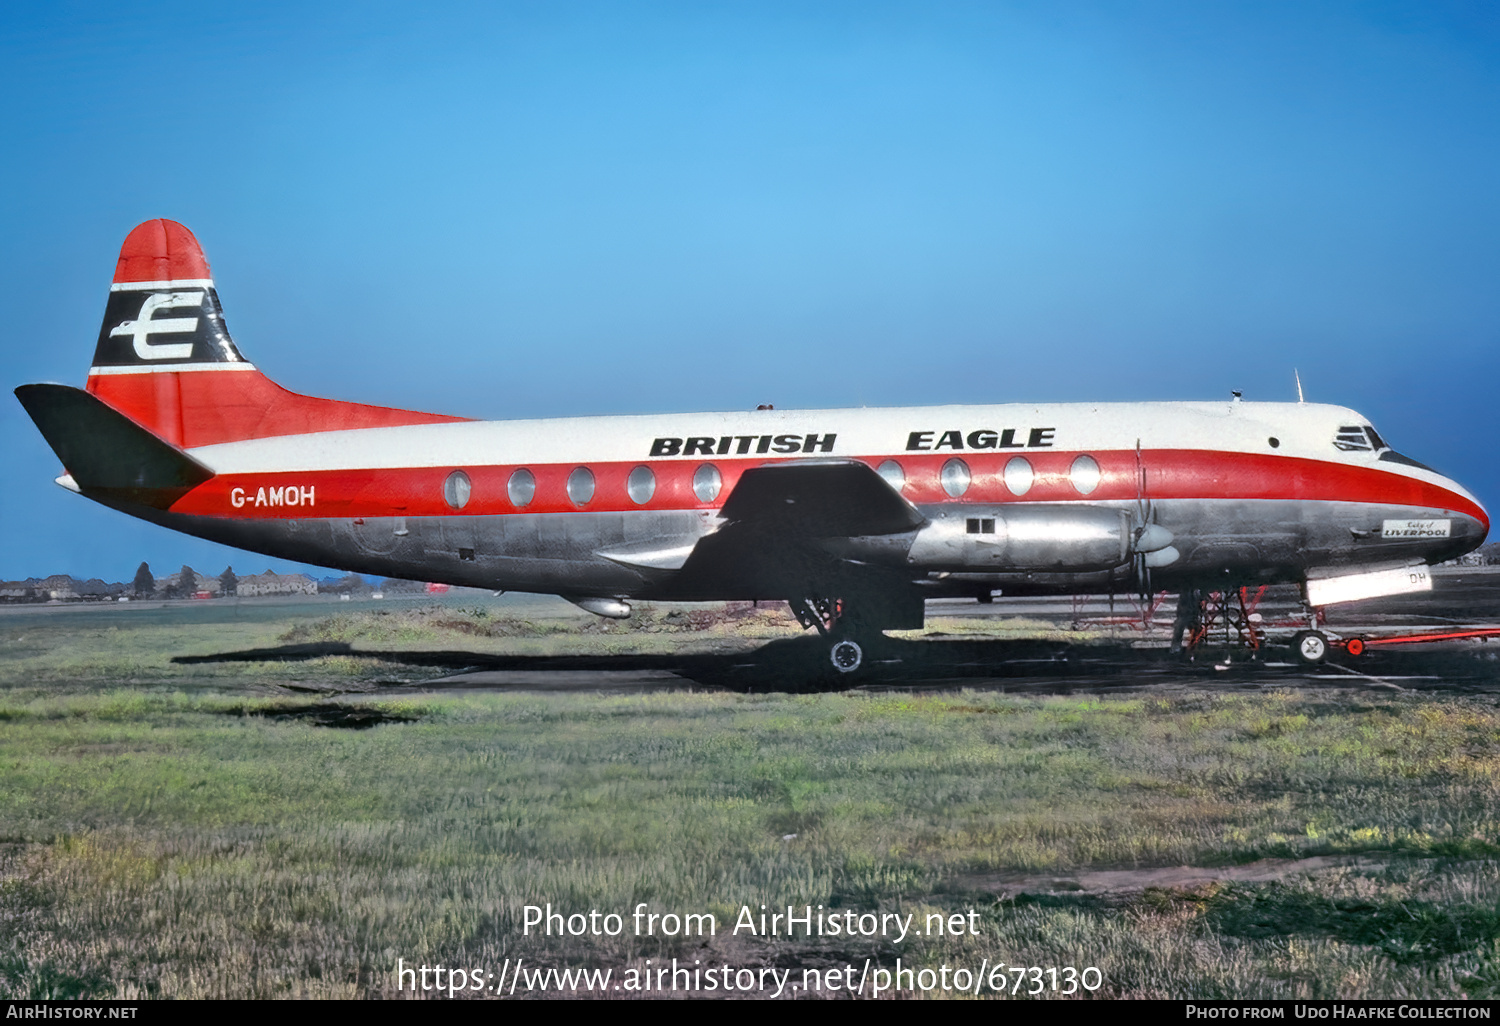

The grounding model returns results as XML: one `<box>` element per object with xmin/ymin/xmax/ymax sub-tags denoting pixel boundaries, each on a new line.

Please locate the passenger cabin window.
<box><xmin>507</xmin><ymin>468</ymin><xmax>535</xmax><ymax>508</ymax></box>
<box><xmin>693</xmin><ymin>464</ymin><xmax>722</xmax><ymax>503</ymax></box>
<box><xmin>626</xmin><ymin>465</ymin><xmax>656</xmax><ymax>505</ymax></box>
<box><xmin>567</xmin><ymin>467</ymin><xmax>595</xmax><ymax>506</ymax></box>
<box><xmin>877</xmin><ymin>460</ymin><xmax>905</xmax><ymax>490</ymax></box>
<box><xmin>1070</xmin><ymin>455</ymin><xmax>1101</xmax><ymax>495</ymax></box>
<box><xmin>941</xmin><ymin>458</ymin><xmax>970</xmax><ymax>498</ymax></box>
<box><xmin>966</xmin><ymin>518</ymin><xmax>996</xmax><ymax>535</ymax></box>
<box><xmin>1003</xmin><ymin>457</ymin><xmax>1033</xmax><ymax>496</ymax></box>
<box><xmin>443</xmin><ymin>470</ymin><xmax>471</xmax><ymax>510</ymax></box>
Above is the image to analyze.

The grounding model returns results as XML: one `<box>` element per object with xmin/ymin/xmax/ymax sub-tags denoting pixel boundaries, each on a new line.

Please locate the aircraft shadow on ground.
<box><xmin>170</xmin><ymin>636</ymin><xmax>1500</xmax><ymax>693</ymax></box>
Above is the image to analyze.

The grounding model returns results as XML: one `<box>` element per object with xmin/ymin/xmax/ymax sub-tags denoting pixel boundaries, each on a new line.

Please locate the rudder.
<box><xmin>91</xmin><ymin>219</ymin><xmax>248</xmax><ymax>371</ymax></box>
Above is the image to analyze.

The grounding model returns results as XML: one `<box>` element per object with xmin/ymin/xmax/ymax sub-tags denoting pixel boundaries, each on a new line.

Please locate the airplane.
<box><xmin>15</xmin><ymin>219</ymin><xmax>1490</xmax><ymax>675</ymax></box>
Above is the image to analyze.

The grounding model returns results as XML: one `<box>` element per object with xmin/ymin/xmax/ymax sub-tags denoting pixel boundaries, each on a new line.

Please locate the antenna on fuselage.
<box><xmin>1295</xmin><ymin>369</ymin><xmax>1305</xmax><ymax>403</ymax></box>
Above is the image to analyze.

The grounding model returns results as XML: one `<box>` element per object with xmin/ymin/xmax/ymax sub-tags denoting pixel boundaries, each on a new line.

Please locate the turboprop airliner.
<box><xmin>15</xmin><ymin>220</ymin><xmax>1490</xmax><ymax>673</ymax></box>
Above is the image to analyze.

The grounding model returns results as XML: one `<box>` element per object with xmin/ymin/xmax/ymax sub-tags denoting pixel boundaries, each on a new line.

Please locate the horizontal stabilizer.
<box><xmin>14</xmin><ymin>383</ymin><xmax>213</xmax><ymax>508</ymax></box>
<box><xmin>718</xmin><ymin>460</ymin><xmax>925</xmax><ymax>537</ymax></box>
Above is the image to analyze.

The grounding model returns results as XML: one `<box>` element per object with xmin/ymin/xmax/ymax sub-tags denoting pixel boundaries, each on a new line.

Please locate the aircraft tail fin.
<box><xmin>84</xmin><ymin>219</ymin><xmax>466</xmax><ymax>449</ymax></box>
<box><xmin>15</xmin><ymin>383</ymin><xmax>213</xmax><ymax>509</ymax></box>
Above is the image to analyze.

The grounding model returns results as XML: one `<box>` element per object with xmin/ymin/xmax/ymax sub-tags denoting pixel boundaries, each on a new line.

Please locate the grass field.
<box><xmin>2</xmin><ymin>598</ymin><xmax>1498</xmax><ymax>999</ymax></box>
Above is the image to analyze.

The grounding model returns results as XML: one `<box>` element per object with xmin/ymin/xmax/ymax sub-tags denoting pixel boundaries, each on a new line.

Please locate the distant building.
<box><xmin>38</xmin><ymin>575</ymin><xmax>78</xmax><ymax>601</ymax></box>
<box><xmin>74</xmin><ymin>578</ymin><xmax>114</xmax><ymax>600</ymax></box>
<box><xmin>0</xmin><ymin>581</ymin><xmax>36</xmax><ymax>603</ymax></box>
<box><xmin>1</xmin><ymin>575</ymin><xmax>115</xmax><ymax>602</ymax></box>
<box><xmin>321</xmin><ymin>573</ymin><xmax>374</xmax><ymax>597</ymax></box>
<box><xmin>155</xmin><ymin>566</ymin><xmax>222</xmax><ymax>598</ymax></box>
<box><xmin>1447</xmin><ymin>543</ymin><xmax>1499</xmax><ymax>568</ymax></box>
<box><xmin>378</xmin><ymin>577</ymin><xmax>430</xmax><ymax>595</ymax></box>
<box><xmin>237</xmin><ymin>571</ymin><xmax>318</xmax><ymax>597</ymax></box>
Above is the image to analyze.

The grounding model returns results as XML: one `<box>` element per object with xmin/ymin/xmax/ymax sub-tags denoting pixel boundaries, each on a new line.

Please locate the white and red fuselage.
<box><xmin>19</xmin><ymin>221</ymin><xmax>1490</xmax><ymax>628</ymax></box>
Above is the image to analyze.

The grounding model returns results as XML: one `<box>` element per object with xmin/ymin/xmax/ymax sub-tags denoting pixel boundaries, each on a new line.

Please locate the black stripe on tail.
<box><xmin>91</xmin><ymin>284</ymin><xmax>248</xmax><ymax>368</ymax></box>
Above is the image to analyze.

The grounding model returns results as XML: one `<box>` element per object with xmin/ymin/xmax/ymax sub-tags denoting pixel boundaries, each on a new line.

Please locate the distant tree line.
<box><xmin>2</xmin><ymin>563</ymin><xmax>342</xmax><ymax>603</ymax></box>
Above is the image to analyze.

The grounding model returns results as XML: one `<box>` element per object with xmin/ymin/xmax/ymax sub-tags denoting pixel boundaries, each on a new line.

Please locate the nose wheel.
<box><xmin>830</xmin><ymin>638</ymin><xmax>864</xmax><ymax>674</ymax></box>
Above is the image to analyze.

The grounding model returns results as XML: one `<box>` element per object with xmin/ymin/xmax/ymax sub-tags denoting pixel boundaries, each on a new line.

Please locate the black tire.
<box><xmin>830</xmin><ymin>639</ymin><xmax>864</xmax><ymax>674</ymax></box>
<box><xmin>1292</xmin><ymin>630</ymin><xmax>1328</xmax><ymax>665</ymax></box>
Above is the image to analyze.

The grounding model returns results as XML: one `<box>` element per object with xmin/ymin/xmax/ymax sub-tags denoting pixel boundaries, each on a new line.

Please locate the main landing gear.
<box><xmin>789</xmin><ymin>588</ymin><xmax>920</xmax><ymax>678</ymax></box>
<box><xmin>829</xmin><ymin>638</ymin><xmax>865</xmax><ymax>674</ymax></box>
<box><xmin>793</xmin><ymin>596</ymin><xmax>867</xmax><ymax>675</ymax></box>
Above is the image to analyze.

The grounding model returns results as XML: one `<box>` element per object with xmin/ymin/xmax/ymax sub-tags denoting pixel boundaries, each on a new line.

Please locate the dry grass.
<box><xmin>1</xmin><ymin>682</ymin><xmax>1498</xmax><ymax>998</ymax></box>
<box><xmin>2</xmin><ymin>600</ymin><xmax>1499</xmax><ymax>999</ymax></box>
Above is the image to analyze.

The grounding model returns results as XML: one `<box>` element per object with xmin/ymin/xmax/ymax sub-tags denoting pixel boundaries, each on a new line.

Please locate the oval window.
<box><xmin>626</xmin><ymin>465</ymin><xmax>656</xmax><ymax>505</ymax></box>
<box><xmin>877</xmin><ymin>459</ymin><xmax>905</xmax><ymax>491</ymax></box>
<box><xmin>507</xmin><ymin>468</ymin><xmax>535</xmax><ymax>508</ymax></box>
<box><xmin>693</xmin><ymin>463</ymin><xmax>722</xmax><ymax>503</ymax></box>
<box><xmin>1003</xmin><ymin>457</ymin><xmax>1033</xmax><ymax>496</ymax></box>
<box><xmin>940</xmin><ymin>458</ymin><xmax>970</xmax><ymax>498</ymax></box>
<box><xmin>443</xmin><ymin>470</ymin><xmax>471</xmax><ymax>510</ymax></box>
<box><xmin>1070</xmin><ymin>454</ymin><xmax>1101</xmax><ymax>495</ymax></box>
<box><xmin>567</xmin><ymin>466</ymin><xmax>595</xmax><ymax>506</ymax></box>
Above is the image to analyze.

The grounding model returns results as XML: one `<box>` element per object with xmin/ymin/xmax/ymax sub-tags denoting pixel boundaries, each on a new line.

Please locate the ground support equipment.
<box><xmin>1173</xmin><ymin>587</ymin><xmax>1269</xmax><ymax>658</ymax></box>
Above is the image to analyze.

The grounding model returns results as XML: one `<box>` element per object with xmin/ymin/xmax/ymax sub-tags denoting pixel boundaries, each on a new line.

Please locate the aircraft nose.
<box><xmin>1463</xmin><ymin>506</ymin><xmax>1489</xmax><ymax>547</ymax></box>
<box><xmin>1434</xmin><ymin>474</ymin><xmax>1488</xmax><ymax>552</ymax></box>
<box><xmin>1456</xmin><ymin>510</ymin><xmax>1489</xmax><ymax>548</ymax></box>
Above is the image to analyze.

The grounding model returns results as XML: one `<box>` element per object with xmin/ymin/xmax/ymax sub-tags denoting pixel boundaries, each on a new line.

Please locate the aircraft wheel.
<box><xmin>830</xmin><ymin>638</ymin><xmax>864</xmax><ymax>674</ymax></box>
<box><xmin>1345</xmin><ymin>637</ymin><xmax>1365</xmax><ymax>658</ymax></box>
<box><xmin>1292</xmin><ymin>630</ymin><xmax>1329</xmax><ymax>665</ymax></box>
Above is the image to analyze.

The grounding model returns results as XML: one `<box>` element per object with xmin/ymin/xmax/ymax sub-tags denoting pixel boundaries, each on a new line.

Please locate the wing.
<box><xmin>645</xmin><ymin>460</ymin><xmax>926</xmax><ymax>607</ymax></box>
<box><xmin>718</xmin><ymin>459</ymin><xmax>925</xmax><ymax>536</ymax></box>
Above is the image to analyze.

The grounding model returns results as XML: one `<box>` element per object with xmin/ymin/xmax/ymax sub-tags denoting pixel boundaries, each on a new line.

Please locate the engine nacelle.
<box><xmin>905</xmin><ymin>505</ymin><xmax>1132</xmax><ymax>572</ymax></box>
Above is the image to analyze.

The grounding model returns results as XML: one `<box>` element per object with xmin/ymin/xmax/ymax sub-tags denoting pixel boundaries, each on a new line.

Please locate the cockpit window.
<box><xmin>1334</xmin><ymin>425</ymin><xmax>1392</xmax><ymax>453</ymax></box>
<box><xmin>1334</xmin><ymin>426</ymin><xmax>1373</xmax><ymax>452</ymax></box>
<box><xmin>1335</xmin><ymin>423</ymin><xmax>1431</xmax><ymax>470</ymax></box>
<box><xmin>1379</xmin><ymin>450</ymin><xmax>1435</xmax><ymax>472</ymax></box>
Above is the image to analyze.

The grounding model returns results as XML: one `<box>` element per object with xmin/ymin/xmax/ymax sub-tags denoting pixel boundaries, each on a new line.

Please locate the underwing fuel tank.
<box><xmin>905</xmin><ymin>505</ymin><xmax>1132</xmax><ymax>572</ymax></box>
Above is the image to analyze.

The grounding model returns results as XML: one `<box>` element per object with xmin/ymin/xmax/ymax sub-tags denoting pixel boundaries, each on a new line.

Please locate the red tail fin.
<box><xmin>87</xmin><ymin>219</ymin><xmax>466</xmax><ymax>448</ymax></box>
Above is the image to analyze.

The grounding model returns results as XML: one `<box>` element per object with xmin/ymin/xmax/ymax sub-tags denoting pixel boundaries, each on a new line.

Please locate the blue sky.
<box><xmin>2</xmin><ymin>1</ymin><xmax>1497</xmax><ymax>580</ymax></box>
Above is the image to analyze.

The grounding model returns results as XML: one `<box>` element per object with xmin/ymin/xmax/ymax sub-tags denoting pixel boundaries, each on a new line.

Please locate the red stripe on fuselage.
<box><xmin>86</xmin><ymin>368</ymin><xmax>468</xmax><ymax>449</ymax></box>
<box><xmin>167</xmin><ymin>448</ymin><xmax>1489</xmax><ymax>528</ymax></box>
